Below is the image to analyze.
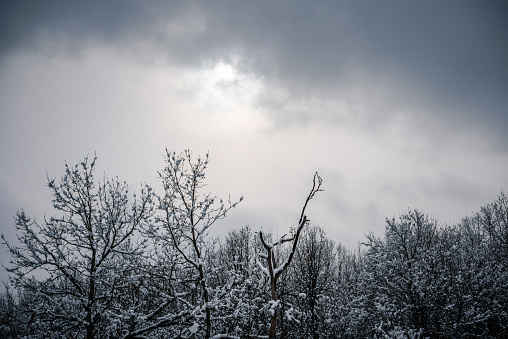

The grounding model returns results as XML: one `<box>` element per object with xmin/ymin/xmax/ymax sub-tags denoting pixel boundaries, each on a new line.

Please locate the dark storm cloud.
<box><xmin>3</xmin><ymin>0</ymin><xmax>506</xmax><ymax>145</ymax></box>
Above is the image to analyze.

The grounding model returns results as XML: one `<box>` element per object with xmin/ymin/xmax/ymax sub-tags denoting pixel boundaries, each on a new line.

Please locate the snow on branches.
<box><xmin>257</xmin><ymin>172</ymin><xmax>323</xmax><ymax>339</ymax></box>
<box><xmin>149</xmin><ymin>150</ymin><xmax>243</xmax><ymax>339</ymax></box>
<box><xmin>1</xmin><ymin>155</ymin><xmax>155</xmax><ymax>339</ymax></box>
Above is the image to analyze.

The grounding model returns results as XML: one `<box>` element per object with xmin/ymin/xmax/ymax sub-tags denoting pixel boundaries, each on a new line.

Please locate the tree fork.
<box><xmin>259</xmin><ymin>172</ymin><xmax>323</xmax><ymax>339</ymax></box>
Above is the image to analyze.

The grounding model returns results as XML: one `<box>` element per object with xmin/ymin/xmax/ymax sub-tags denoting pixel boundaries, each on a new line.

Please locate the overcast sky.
<box><xmin>1</xmin><ymin>1</ymin><xmax>507</xmax><ymax>283</ymax></box>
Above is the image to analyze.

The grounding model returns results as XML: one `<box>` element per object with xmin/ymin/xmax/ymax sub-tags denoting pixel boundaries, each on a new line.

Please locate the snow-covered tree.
<box><xmin>257</xmin><ymin>172</ymin><xmax>322</xmax><ymax>339</ymax></box>
<box><xmin>288</xmin><ymin>225</ymin><xmax>336</xmax><ymax>338</ymax></box>
<box><xmin>326</xmin><ymin>245</ymin><xmax>366</xmax><ymax>338</ymax></box>
<box><xmin>1</xmin><ymin>155</ymin><xmax>155</xmax><ymax>338</ymax></box>
<box><xmin>207</xmin><ymin>226</ymin><xmax>267</xmax><ymax>338</ymax></box>
<box><xmin>360</xmin><ymin>205</ymin><xmax>508</xmax><ymax>338</ymax></box>
<box><xmin>146</xmin><ymin>150</ymin><xmax>243</xmax><ymax>339</ymax></box>
<box><xmin>0</xmin><ymin>284</ymin><xmax>22</xmax><ymax>337</ymax></box>
<box><xmin>362</xmin><ymin>210</ymin><xmax>439</xmax><ymax>337</ymax></box>
<box><xmin>455</xmin><ymin>193</ymin><xmax>508</xmax><ymax>337</ymax></box>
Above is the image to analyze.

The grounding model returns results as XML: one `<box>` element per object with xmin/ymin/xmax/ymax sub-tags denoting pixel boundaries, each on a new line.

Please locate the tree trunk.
<box><xmin>269</xmin><ymin>277</ymin><xmax>278</xmax><ymax>339</ymax></box>
<box><xmin>86</xmin><ymin>243</ymin><xmax>96</xmax><ymax>339</ymax></box>
<box><xmin>200</xmin><ymin>266</ymin><xmax>211</xmax><ymax>339</ymax></box>
<box><xmin>86</xmin><ymin>268</ymin><xmax>95</xmax><ymax>339</ymax></box>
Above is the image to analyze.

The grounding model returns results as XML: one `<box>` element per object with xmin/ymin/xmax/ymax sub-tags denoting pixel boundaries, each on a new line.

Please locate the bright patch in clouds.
<box><xmin>211</xmin><ymin>62</ymin><xmax>236</xmax><ymax>83</ymax></box>
<box><xmin>186</xmin><ymin>61</ymin><xmax>271</xmax><ymax>135</ymax></box>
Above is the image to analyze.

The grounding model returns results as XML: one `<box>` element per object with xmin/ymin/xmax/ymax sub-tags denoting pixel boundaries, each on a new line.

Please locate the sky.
<box><xmin>1</xmin><ymin>1</ymin><xmax>507</xmax><ymax>283</ymax></box>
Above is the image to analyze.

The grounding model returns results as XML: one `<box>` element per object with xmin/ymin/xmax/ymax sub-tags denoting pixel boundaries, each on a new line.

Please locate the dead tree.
<box><xmin>257</xmin><ymin>172</ymin><xmax>323</xmax><ymax>339</ymax></box>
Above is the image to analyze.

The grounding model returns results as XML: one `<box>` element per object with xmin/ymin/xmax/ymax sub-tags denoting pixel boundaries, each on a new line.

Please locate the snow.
<box><xmin>189</xmin><ymin>322</ymin><xmax>199</xmax><ymax>334</ymax></box>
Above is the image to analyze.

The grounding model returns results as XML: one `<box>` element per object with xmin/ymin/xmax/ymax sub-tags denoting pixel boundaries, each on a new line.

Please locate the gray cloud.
<box><xmin>2</xmin><ymin>1</ymin><xmax>507</xmax><ymax>141</ymax></box>
<box><xmin>2</xmin><ymin>0</ymin><xmax>507</xmax><ymax>205</ymax></box>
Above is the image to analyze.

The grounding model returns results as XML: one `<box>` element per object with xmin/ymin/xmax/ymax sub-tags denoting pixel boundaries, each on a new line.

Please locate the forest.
<box><xmin>0</xmin><ymin>150</ymin><xmax>507</xmax><ymax>338</ymax></box>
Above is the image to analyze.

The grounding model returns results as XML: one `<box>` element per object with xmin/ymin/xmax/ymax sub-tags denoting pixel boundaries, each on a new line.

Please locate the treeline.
<box><xmin>0</xmin><ymin>151</ymin><xmax>507</xmax><ymax>338</ymax></box>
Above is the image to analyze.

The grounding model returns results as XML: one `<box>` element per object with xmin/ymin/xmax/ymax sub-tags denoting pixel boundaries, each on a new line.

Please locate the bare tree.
<box><xmin>257</xmin><ymin>173</ymin><xmax>323</xmax><ymax>339</ymax></box>
<box><xmin>1</xmin><ymin>155</ymin><xmax>155</xmax><ymax>339</ymax></box>
<box><xmin>148</xmin><ymin>150</ymin><xmax>243</xmax><ymax>339</ymax></box>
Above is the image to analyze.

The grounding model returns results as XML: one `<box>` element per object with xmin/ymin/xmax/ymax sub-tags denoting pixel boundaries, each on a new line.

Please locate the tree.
<box><xmin>476</xmin><ymin>191</ymin><xmax>508</xmax><ymax>266</ymax></box>
<box><xmin>1</xmin><ymin>155</ymin><xmax>155</xmax><ymax>338</ymax></box>
<box><xmin>289</xmin><ymin>225</ymin><xmax>336</xmax><ymax>338</ymax></box>
<box><xmin>455</xmin><ymin>192</ymin><xmax>508</xmax><ymax>337</ymax></box>
<box><xmin>326</xmin><ymin>244</ymin><xmax>366</xmax><ymax>339</ymax></box>
<box><xmin>146</xmin><ymin>150</ymin><xmax>243</xmax><ymax>339</ymax></box>
<box><xmin>362</xmin><ymin>209</ymin><xmax>439</xmax><ymax>337</ymax></box>
<box><xmin>257</xmin><ymin>172</ymin><xmax>322</xmax><ymax>339</ymax></box>
<box><xmin>208</xmin><ymin>225</ymin><xmax>267</xmax><ymax>338</ymax></box>
<box><xmin>0</xmin><ymin>283</ymin><xmax>22</xmax><ymax>337</ymax></box>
